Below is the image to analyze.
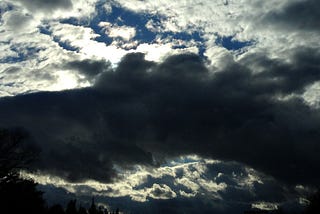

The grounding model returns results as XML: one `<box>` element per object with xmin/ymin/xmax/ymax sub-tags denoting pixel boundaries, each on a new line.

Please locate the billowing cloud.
<box><xmin>1</xmin><ymin>48</ymin><xmax>320</xmax><ymax>187</ymax></box>
<box><xmin>99</xmin><ymin>22</ymin><xmax>136</xmax><ymax>41</ymax></box>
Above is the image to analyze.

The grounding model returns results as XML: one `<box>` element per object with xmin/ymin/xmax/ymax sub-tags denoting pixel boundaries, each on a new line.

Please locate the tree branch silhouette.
<box><xmin>0</xmin><ymin>128</ymin><xmax>38</xmax><ymax>182</ymax></box>
<box><xmin>0</xmin><ymin>128</ymin><xmax>45</xmax><ymax>214</ymax></box>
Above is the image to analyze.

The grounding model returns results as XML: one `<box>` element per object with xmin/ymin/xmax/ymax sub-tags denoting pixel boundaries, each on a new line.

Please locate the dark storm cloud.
<box><xmin>64</xmin><ymin>59</ymin><xmax>112</xmax><ymax>79</ymax></box>
<box><xmin>1</xmin><ymin>48</ymin><xmax>320</xmax><ymax>185</ymax></box>
<box><xmin>263</xmin><ymin>0</ymin><xmax>320</xmax><ymax>31</ymax></box>
<box><xmin>14</xmin><ymin>0</ymin><xmax>72</xmax><ymax>12</ymax></box>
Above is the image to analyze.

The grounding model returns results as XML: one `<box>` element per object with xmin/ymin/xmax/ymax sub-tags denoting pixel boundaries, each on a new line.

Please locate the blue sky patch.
<box><xmin>36</xmin><ymin>2</ymin><xmax>250</xmax><ymax>59</ymax></box>
<box><xmin>162</xmin><ymin>31</ymin><xmax>206</xmax><ymax>56</ymax></box>
<box><xmin>38</xmin><ymin>2</ymin><xmax>211</xmax><ymax>58</ymax></box>
<box><xmin>89</xmin><ymin>3</ymin><xmax>159</xmax><ymax>44</ymax></box>
<box><xmin>0</xmin><ymin>2</ymin><xmax>14</xmax><ymax>16</ymax></box>
<box><xmin>215</xmin><ymin>35</ymin><xmax>253</xmax><ymax>51</ymax></box>
<box><xmin>88</xmin><ymin>2</ymin><xmax>206</xmax><ymax>55</ymax></box>
<box><xmin>39</xmin><ymin>25</ymin><xmax>79</xmax><ymax>52</ymax></box>
<box><xmin>0</xmin><ymin>46</ymin><xmax>43</xmax><ymax>63</ymax></box>
<box><xmin>52</xmin><ymin>37</ymin><xmax>79</xmax><ymax>52</ymax></box>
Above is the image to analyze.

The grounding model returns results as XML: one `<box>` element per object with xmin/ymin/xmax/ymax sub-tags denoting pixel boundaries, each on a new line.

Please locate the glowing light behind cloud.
<box><xmin>20</xmin><ymin>155</ymin><xmax>293</xmax><ymax>206</ymax></box>
<box><xmin>21</xmin><ymin>156</ymin><xmax>224</xmax><ymax>202</ymax></box>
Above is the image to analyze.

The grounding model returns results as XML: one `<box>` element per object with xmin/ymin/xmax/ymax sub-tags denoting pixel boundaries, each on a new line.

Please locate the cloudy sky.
<box><xmin>1</xmin><ymin>0</ymin><xmax>320</xmax><ymax>213</ymax></box>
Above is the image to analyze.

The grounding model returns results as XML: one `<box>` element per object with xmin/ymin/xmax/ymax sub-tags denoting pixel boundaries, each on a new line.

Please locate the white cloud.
<box><xmin>20</xmin><ymin>156</ymin><xmax>281</xmax><ymax>203</ymax></box>
<box><xmin>49</xmin><ymin>22</ymin><xmax>132</xmax><ymax>65</ymax></box>
<box><xmin>136</xmin><ymin>43</ymin><xmax>198</xmax><ymax>62</ymax></box>
<box><xmin>175</xmin><ymin>177</ymin><xmax>200</xmax><ymax>192</ymax></box>
<box><xmin>252</xmin><ymin>202</ymin><xmax>278</xmax><ymax>211</ymax></box>
<box><xmin>148</xmin><ymin>183</ymin><xmax>177</xmax><ymax>200</ymax></box>
<box><xmin>302</xmin><ymin>81</ymin><xmax>320</xmax><ymax>108</ymax></box>
<box><xmin>0</xmin><ymin>6</ymin><xmax>97</xmax><ymax>96</ymax></box>
<box><xmin>99</xmin><ymin>22</ymin><xmax>136</xmax><ymax>41</ymax></box>
<box><xmin>112</xmin><ymin>0</ymin><xmax>320</xmax><ymax>60</ymax></box>
<box><xmin>0</xmin><ymin>26</ymin><xmax>85</xmax><ymax>95</ymax></box>
<box><xmin>0</xmin><ymin>43</ymin><xmax>18</xmax><ymax>59</ymax></box>
<box><xmin>179</xmin><ymin>190</ymin><xmax>197</xmax><ymax>198</ymax></box>
<box><xmin>49</xmin><ymin>22</ymin><xmax>99</xmax><ymax>48</ymax></box>
<box><xmin>145</xmin><ymin>19</ymin><xmax>164</xmax><ymax>33</ymax></box>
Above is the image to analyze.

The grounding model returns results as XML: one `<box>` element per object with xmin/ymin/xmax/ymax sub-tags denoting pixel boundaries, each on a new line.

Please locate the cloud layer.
<box><xmin>25</xmin><ymin>156</ymin><xmax>297</xmax><ymax>213</ymax></box>
<box><xmin>1</xmin><ymin>47</ymin><xmax>320</xmax><ymax>187</ymax></box>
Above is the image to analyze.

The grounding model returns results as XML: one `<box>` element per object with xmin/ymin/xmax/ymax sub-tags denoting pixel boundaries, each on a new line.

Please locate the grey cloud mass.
<box><xmin>12</xmin><ymin>0</ymin><xmax>72</xmax><ymax>12</ymax></box>
<box><xmin>2</xmin><ymin>11</ymin><xmax>34</xmax><ymax>31</ymax></box>
<box><xmin>64</xmin><ymin>59</ymin><xmax>112</xmax><ymax>78</ymax></box>
<box><xmin>263</xmin><ymin>0</ymin><xmax>320</xmax><ymax>31</ymax></box>
<box><xmin>1</xmin><ymin>47</ymin><xmax>320</xmax><ymax>186</ymax></box>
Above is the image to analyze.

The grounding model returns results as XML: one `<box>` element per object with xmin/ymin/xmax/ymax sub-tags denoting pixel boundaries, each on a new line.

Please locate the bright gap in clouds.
<box><xmin>21</xmin><ymin>155</ymin><xmax>305</xmax><ymax>212</ymax></box>
<box><xmin>49</xmin><ymin>71</ymin><xmax>85</xmax><ymax>91</ymax></box>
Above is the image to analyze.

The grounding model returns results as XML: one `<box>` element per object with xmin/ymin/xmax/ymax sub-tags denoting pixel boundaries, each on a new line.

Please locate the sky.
<box><xmin>0</xmin><ymin>0</ymin><xmax>320</xmax><ymax>213</ymax></box>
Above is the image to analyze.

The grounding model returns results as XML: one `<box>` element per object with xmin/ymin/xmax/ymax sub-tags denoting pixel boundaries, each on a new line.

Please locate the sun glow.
<box><xmin>49</xmin><ymin>71</ymin><xmax>81</xmax><ymax>91</ymax></box>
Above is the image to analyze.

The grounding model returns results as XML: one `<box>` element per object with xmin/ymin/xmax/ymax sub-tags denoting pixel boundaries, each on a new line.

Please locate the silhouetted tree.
<box><xmin>66</xmin><ymin>199</ymin><xmax>78</xmax><ymax>214</ymax></box>
<box><xmin>98</xmin><ymin>206</ymin><xmax>106</xmax><ymax>214</ymax></box>
<box><xmin>0</xmin><ymin>128</ymin><xmax>38</xmax><ymax>183</ymax></box>
<box><xmin>89</xmin><ymin>197</ymin><xmax>98</xmax><ymax>214</ymax></box>
<box><xmin>79</xmin><ymin>205</ymin><xmax>88</xmax><ymax>214</ymax></box>
<box><xmin>0</xmin><ymin>177</ymin><xmax>46</xmax><ymax>214</ymax></box>
<box><xmin>273</xmin><ymin>208</ymin><xmax>286</xmax><ymax>214</ymax></box>
<box><xmin>48</xmin><ymin>204</ymin><xmax>65</xmax><ymax>214</ymax></box>
<box><xmin>0</xmin><ymin>128</ymin><xmax>45</xmax><ymax>214</ymax></box>
<box><xmin>305</xmin><ymin>190</ymin><xmax>320</xmax><ymax>214</ymax></box>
